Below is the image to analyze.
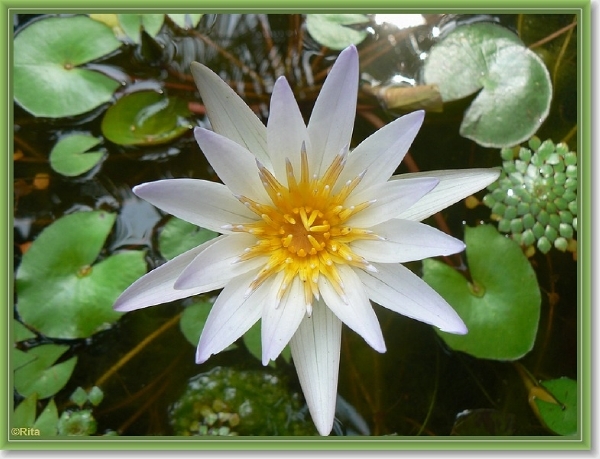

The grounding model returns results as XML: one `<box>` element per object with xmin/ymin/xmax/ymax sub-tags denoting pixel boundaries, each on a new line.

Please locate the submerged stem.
<box><xmin>95</xmin><ymin>312</ymin><xmax>182</xmax><ymax>387</ymax></box>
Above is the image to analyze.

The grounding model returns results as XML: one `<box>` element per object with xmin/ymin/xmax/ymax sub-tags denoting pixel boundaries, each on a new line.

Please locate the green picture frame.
<box><xmin>2</xmin><ymin>0</ymin><xmax>592</xmax><ymax>453</ymax></box>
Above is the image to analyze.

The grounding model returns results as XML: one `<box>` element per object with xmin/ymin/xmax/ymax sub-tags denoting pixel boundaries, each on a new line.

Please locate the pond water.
<box><xmin>13</xmin><ymin>13</ymin><xmax>578</xmax><ymax>437</ymax></box>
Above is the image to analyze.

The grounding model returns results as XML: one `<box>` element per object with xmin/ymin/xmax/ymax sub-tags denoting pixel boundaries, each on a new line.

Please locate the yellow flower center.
<box><xmin>230</xmin><ymin>144</ymin><xmax>379</xmax><ymax>313</ymax></box>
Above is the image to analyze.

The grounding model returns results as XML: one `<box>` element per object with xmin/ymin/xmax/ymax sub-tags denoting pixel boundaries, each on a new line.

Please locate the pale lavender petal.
<box><xmin>290</xmin><ymin>298</ymin><xmax>341</xmax><ymax>436</ymax></box>
<box><xmin>346</xmin><ymin>177</ymin><xmax>438</xmax><ymax>228</ymax></box>
<box><xmin>261</xmin><ymin>276</ymin><xmax>306</xmax><ymax>365</ymax></box>
<box><xmin>357</xmin><ymin>262</ymin><xmax>467</xmax><ymax>334</ymax></box>
<box><xmin>196</xmin><ymin>269</ymin><xmax>272</xmax><ymax>363</ymax></box>
<box><xmin>394</xmin><ymin>168</ymin><xmax>501</xmax><ymax>222</ymax></box>
<box><xmin>133</xmin><ymin>179</ymin><xmax>256</xmax><ymax>233</ymax></box>
<box><xmin>307</xmin><ymin>46</ymin><xmax>358</xmax><ymax>176</ymax></box>
<box><xmin>267</xmin><ymin>76</ymin><xmax>311</xmax><ymax>181</ymax></box>
<box><xmin>319</xmin><ymin>264</ymin><xmax>386</xmax><ymax>353</ymax></box>
<box><xmin>113</xmin><ymin>237</ymin><xmax>224</xmax><ymax>312</ymax></box>
<box><xmin>174</xmin><ymin>233</ymin><xmax>266</xmax><ymax>290</ymax></box>
<box><xmin>190</xmin><ymin>62</ymin><xmax>271</xmax><ymax>167</ymax></box>
<box><xmin>351</xmin><ymin>219</ymin><xmax>465</xmax><ymax>263</ymax></box>
<box><xmin>194</xmin><ymin>128</ymin><xmax>270</xmax><ymax>203</ymax></box>
<box><xmin>337</xmin><ymin>110</ymin><xmax>425</xmax><ymax>193</ymax></box>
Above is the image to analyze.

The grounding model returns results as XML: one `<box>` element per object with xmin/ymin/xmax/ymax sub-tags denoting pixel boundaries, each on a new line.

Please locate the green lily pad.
<box><xmin>422</xmin><ymin>225</ymin><xmax>541</xmax><ymax>360</ymax></box>
<box><xmin>13</xmin><ymin>393</ymin><xmax>37</xmax><ymax>427</ymax></box>
<box><xmin>423</xmin><ymin>22</ymin><xmax>552</xmax><ymax>148</ymax></box>
<box><xmin>101</xmin><ymin>91</ymin><xmax>192</xmax><ymax>146</ymax></box>
<box><xmin>49</xmin><ymin>134</ymin><xmax>104</xmax><ymax>177</ymax></box>
<box><xmin>16</xmin><ymin>211</ymin><xmax>147</xmax><ymax>339</ymax></box>
<box><xmin>117</xmin><ymin>14</ymin><xmax>164</xmax><ymax>43</ymax></box>
<box><xmin>305</xmin><ymin>14</ymin><xmax>369</xmax><ymax>50</ymax></box>
<box><xmin>159</xmin><ymin>217</ymin><xmax>218</xmax><ymax>260</ymax></box>
<box><xmin>14</xmin><ymin>344</ymin><xmax>77</xmax><ymax>399</ymax></box>
<box><xmin>14</xmin><ymin>319</ymin><xmax>36</xmax><ymax>342</ymax></box>
<box><xmin>15</xmin><ymin>394</ymin><xmax>60</xmax><ymax>436</ymax></box>
<box><xmin>34</xmin><ymin>398</ymin><xmax>59</xmax><ymax>435</ymax></box>
<box><xmin>168</xmin><ymin>14</ymin><xmax>203</xmax><ymax>29</ymax></box>
<box><xmin>534</xmin><ymin>377</ymin><xmax>577</xmax><ymax>436</ymax></box>
<box><xmin>180</xmin><ymin>299</ymin><xmax>212</xmax><ymax>347</ymax></box>
<box><xmin>14</xmin><ymin>16</ymin><xmax>121</xmax><ymax>118</ymax></box>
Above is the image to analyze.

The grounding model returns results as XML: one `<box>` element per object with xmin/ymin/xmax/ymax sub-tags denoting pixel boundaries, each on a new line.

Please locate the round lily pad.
<box><xmin>16</xmin><ymin>211</ymin><xmax>147</xmax><ymax>339</ymax></box>
<box><xmin>159</xmin><ymin>217</ymin><xmax>218</xmax><ymax>260</ymax></box>
<box><xmin>534</xmin><ymin>377</ymin><xmax>577</xmax><ymax>436</ymax></box>
<box><xmin>14</xmin><ymin>16</ymin><xmax>122</xmax><ymax>118</ymax></box>
<box><xmin>305</xmin><ymin>14</ymin><xmax>369</xmax><ymax>50</ymax></box>
<box><xmin>49</xmin><ymin>134</ymin><xmax>104</xmax><ymax>177</ymax></box>
<box><xmin>422</xmin><ymin>224</ymin><xmax>541</xmax><ymax>360</ymax></box>
<box><xmin>423</xmin><ymin>22</ymin><xmax>552</xmax><ymax>148</ymax></box>
<box><xmin>101</xmin><ymin>91</ymin><xmax>192</xmax><ymax>146</ymax></box>
<box><xmin>14</xmin><ymin>344</ymin><xmax>77</xmax><ymax>399</ymax></box>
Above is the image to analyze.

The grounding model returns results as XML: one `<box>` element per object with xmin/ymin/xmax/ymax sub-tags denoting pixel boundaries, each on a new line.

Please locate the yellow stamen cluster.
<box><xmin>228</xmin><ymin>144</ymin><xmax>378</xmax><ymax>314</ymax></box>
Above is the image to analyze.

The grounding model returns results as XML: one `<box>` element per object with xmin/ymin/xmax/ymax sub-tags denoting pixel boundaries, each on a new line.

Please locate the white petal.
<box><xmin>357</xmin><ymin>262</ymin><xmax>467</xmax><ymax>334</ymax></box>
<box><xmin>133</xmin><ymin>179</ymin><xmax>256</xmax><ymax>233</ymax></box>
<box><xmin>290</xmin><ymin>298</ymin><xmax>341</xmax><ymax>436</ymax></box>
<box><xmin>346</xmin><ymin>177</ymin><xmax>438</xmax><ymax>228</ymax></box>
<box><xmin>338</xmin><ymin>110</ymin><xmax>425</xmax><ymax>193</ymax></box>
<box><xmin>267</xmin><ymin>76</ymin><xmax>311</xmax><ymax>181</ymax></box>
<box><xmin>175</xmin><ymin>233</ymin><xmax>266</xmax><ymax>290</ymax></box>
<box><xmin>261</xmin><ymin>276</ymin><xmax>306</xmax><ymax>365</ymax></box>
<box><xmin>319</xmin><ymin>264</ymin><xmax>386</xmax><ymax>353</ymax></box>
<box><xmin>394</xmin><ymin>168</ymin><xmax>501</xmax><ymax>222</ymax></box>
<box><xmin>113</xmin><ymin>237</ymin><xmax>224</xmax><ymax>312</ymax></box>
<box><xmin>196</xmin><ymin>269</ymin><xmax>272</xmax><ymax>363</ymax></box>
<box><xmin>307</xmin><ymin>46</ymin><xmax>358</xmax><ymax>176</ymax></box>
<box><xmin>194</xmin><ymin>128</ymin><xmax>270</xmax><ymax>202</ymax></box>
<box><xmin>190</xmin><ymin>62</ymin><xmax>271</xmax><ymax>167</ymax></box>
<box><xmin>351</xmin><ymin>219</ymin><xmax>465</xmax><ymax>263</ymax></box>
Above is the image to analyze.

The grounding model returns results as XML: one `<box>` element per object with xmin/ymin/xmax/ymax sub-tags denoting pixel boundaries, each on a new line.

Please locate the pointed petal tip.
<box><xmin>439</xmin><ymin>317</ymin><xmax>468</xmax><ymax>335</ymax></box>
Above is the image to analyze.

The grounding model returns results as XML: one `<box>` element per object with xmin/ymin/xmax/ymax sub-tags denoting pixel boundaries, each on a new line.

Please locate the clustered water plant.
<box><xmin>483</xmin><ymin>137</ymin><xmax>577</xmax><ymax>256</ymax></box>
<box><xmin>169</xmin><ymin>366</ymin><xmax>316</xmax><ymax>436</ymax></box>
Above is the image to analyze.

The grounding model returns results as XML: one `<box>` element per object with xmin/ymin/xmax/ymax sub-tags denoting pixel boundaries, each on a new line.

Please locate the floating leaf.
<box><xmin>34</xmin><ymin>399</ymin><xmax>59</xmax><ymax>436</ymax></box>
<box><xmin>13</xmin><ymin>348</ymin><xmax>36</xmax><ymax>371</ymax></box>
<box><xmin>423</xmin><ymin>225</ymin><xmax>541</xmax><ymax>360</ymax></box>
<box><xmin>101</xmin><ymin>91</ymin><xmax>192</xmax><ymax>146</ymax></box>
<box><xmin>70</xmin><ymin>387</ymin><xmax>88</xmax><ymax>408</ymax></box>
<box><xmin>87</xmin><ymin>386</ymin><xmax>104</xmax><ymax>406</ymax></box>
<box><xmin>168</xmin><ymin>14</ymin><xmax>203</xmax><ymax>29</ymax></box>
<box><xmin>16</xmin><ymin>211</ymin><xmax>147</xmax><ymax>339</ymax></box>
<box><xmin>14</xmin><ymin>344</ymin><xmax>77</xmax><ymax>399</ymax></box>
<box><xmin>423</xmin><ymin>22</ymin><xmax>552</xmax><ymax>148</ymax></box>
<box><xmin>179</xmin><ymin>299</ymin><xmax>212</xmax><ymax>347</ymax></box>
<box><xmin>159</xmin><ymin>217</ymin><xmax>218</xmax><ymax>260</ymax></box>
<box><xmin>14</xmin><ymin>319</ymin><xmax>36</xmax><ymax>342</ymax></box>
<box><xmin>117</xmin><ymin>14</ymin><xmax>164</xmax><ymax>43</ymax></box>
<box><xmin>49</xmin><ymin>134</ymin><xmax>104</xmax><ymax>177</ymax></box>
<box><xmin>13</xmin><ymin>394</ymin><xmax>58</xmax><ymax>436</ymax></box>
<box><xmin>13</xmin><ymin>393</ymin><xmax>37</xmax><ymax>427</ymax></box>
<box><xmin>305</xmin><ymin>14</ymin><xmax>369</xmax><ymax>50</ymax></box>
<box><xmin>533</xmin><ymin>377</ymin><xmax>577</xmax><ymax>436</ymax></box>
<box><xmin>14</xmin><ymin>16</ymin><xmax>121</xmax><ymax>118</ymax></box>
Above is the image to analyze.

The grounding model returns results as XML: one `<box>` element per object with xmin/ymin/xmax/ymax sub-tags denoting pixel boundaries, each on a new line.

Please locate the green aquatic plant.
<box><xmin>169</xmin><ymin>366</ymin><xmax>316</xmax><ymax>436</ymax></box>
<box><xmin>483</xmin><ymin>137</ymin><xmax>577</xmax><ymax>255</ymax></box>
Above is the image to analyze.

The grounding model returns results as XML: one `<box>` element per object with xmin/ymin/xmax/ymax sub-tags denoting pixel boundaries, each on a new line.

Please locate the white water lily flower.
<box><xmin>114</xmin><ymin>45</ymin><xmax>500</xmax><ymax>436</ymax></box>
